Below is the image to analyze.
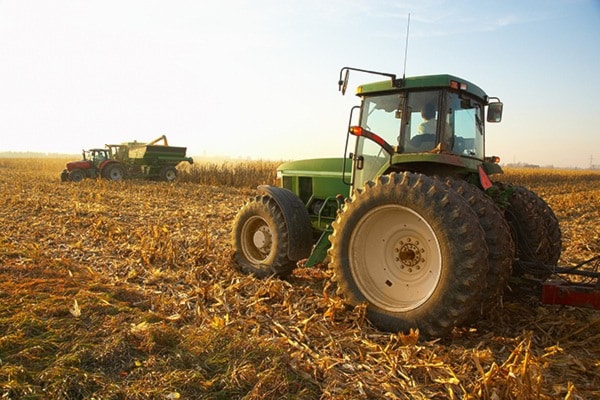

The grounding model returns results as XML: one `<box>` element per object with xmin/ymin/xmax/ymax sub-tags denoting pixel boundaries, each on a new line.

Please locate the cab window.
<box><xmin>447</xmin><ymin>93</ymin><xmax>484</xmax><ymax>159</ymax></box>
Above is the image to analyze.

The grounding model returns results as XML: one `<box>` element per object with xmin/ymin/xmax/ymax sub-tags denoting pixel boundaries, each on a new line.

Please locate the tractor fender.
<box><xmin>100</xmin><ymin>159</ymin><xmax>121</xmax><ymax>170</ymax></box>
<box><xmin>258</xmin><ymin>185</ymin><xmax>313</xmax><ymax>261</ymax></box>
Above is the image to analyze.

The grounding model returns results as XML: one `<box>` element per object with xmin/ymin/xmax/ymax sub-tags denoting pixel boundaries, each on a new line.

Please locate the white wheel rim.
<box><xmin>240</xmin><ymin>216</ymin><xmax>273</xmax><ymax>263</ymax></box>
<box><xmin>165</xmin><ymin>169</ymin><xmax>176</xmax><ymax>181</ymax></box>
<box><xmin>349</xmin><ymin>204</ymin><xmax>442</xmax><ymax>312</ymax></box>
<box><xmin>109</xmin><ymin>168</ymin><xmax>123</xmax><ymax>180</ymax></box>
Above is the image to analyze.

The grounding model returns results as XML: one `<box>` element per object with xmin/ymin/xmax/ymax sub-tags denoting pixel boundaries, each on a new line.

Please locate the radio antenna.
<box><xmin>402</xmin><ymin>13</ymin><xmax>411</xmax><ymax>80</ymax></box>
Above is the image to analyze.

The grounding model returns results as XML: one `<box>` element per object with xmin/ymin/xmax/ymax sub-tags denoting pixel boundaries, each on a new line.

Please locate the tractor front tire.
<box><xmin>329</xmin><ymin>172</ymin><xmax>489</xmax><ymax>337</ymax></box>
<box><xmin>232</xmin><ymin>195</ymin><xmax>297</xmax><ymax>278</ymax></box>
<box><xmin>69</xmin><ymin>169</ymin><xmax>86</xmax><ymax>182</ymax></box>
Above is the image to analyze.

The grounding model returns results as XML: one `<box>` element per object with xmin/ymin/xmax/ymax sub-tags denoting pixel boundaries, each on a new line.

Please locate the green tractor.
<box><xmin>232</xmin><ymin>68</ymin><xmax>561</xmax><ymax>337</ymax></box>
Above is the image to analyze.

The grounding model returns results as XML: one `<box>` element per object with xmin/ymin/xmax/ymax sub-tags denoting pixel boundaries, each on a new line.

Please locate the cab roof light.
<box><xmin>450</xmin><ymin>80</ymin><xmax>468</xmax><ymax>91</ymax></box>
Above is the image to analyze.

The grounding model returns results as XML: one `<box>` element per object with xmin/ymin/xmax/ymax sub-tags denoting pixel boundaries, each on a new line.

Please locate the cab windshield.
<box><xmin>353</xmin><ymin>90</ymin><xmax>485</xmax><ymax>185</ymax></box>
<box><xmin>357</xmin><ymin>90</ymin><xmax>485</xmax><ymax>159</ymax></box>
<box><xmin>85</xmin><ymin>150</ymin><xmax>108</xmax><ymax>165</ymax></box>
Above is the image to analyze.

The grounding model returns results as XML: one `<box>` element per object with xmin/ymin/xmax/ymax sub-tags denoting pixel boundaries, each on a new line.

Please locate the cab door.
<box><xmin>351</xmin><ymin>93</ymin><xmax>405</xmax><ymax>189</ymax></box>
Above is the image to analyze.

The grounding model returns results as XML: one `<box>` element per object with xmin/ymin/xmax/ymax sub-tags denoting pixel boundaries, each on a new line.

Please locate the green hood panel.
<box><xmin>277</xmin><ymin>158</ymin><xmax>351</xmax><ymax>202</ymax></box>
<box><xmin>278</xmin><ymin>158</ymin><xmax>351</xmax><ymax>177</ymax></box>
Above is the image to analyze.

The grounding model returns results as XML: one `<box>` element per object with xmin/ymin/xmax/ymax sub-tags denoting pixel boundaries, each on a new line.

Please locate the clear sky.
<box><xmin>1</xmin><ymin>0</ymin><xmax>599</xmax><ymax>168</ymax></box>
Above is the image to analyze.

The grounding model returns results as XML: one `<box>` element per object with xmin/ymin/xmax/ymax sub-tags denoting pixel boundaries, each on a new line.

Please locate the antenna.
<box><xmin>402</xmin><ymin>13</ymin><xmax>411</xmax><ymax>80</ymax></box>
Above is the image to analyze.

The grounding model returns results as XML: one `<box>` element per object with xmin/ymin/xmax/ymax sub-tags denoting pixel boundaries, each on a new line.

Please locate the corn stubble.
<box><xmin>0</xmin><ymin>159</ymin><xmax>598</xmax><ymax>399</ymax></box>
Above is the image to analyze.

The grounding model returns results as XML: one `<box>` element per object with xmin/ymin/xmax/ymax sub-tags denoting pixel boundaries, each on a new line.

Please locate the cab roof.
<box><xmin>356</xmin><ymin>74</ymin><xmax>488</xmax><ymax>102</ymax></box>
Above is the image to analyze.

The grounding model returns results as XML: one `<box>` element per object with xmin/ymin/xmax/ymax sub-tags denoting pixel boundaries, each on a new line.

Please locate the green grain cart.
<box><xmin>232</xmin><ymin>68</ymin><xmax>561</xmax><ymax>337</ymax></box>
<box><xmin>61</xmin><ymin>135</ymin><xmax>193</xmax><ymax>182</ymax></box>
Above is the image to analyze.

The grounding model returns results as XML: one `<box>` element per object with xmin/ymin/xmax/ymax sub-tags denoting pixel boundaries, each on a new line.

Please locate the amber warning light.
<box><xmin>349</xmin><ymin>126</ymin><xmax>362</xmax><ymax>136</ymax></box>
<box><xmin>485</xmin><ymin>156</ymin><xmax>501</xmax><ymax>164</ymax></box>
<box><xmin>349</xmin><ymin>126</ymin><xmax>395</xmax><ymax>155</ymax></box>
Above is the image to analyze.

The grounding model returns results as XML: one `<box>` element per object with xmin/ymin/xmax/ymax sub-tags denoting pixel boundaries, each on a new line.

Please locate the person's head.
<box><xmin>421</xmin><ymin>103</ymin><xmax>436</xmax><ymax>120</ymax></box>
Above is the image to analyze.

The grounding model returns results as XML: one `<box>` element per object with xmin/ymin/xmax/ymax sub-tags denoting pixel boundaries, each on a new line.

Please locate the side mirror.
<box><xmin>487</xmin><ymin>101</ymin><xmax>503</xmax><ymax>123</ymax></box>
<box><xmin>339</xmin><ymin>69</ymin><xmax>350</xmax><ymax>95</ymax></box>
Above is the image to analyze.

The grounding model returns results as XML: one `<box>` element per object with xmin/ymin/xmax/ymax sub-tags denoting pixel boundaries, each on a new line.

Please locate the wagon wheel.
<box><xmin>160</xmin><ymin>166</ymin><xmax>178</xmax><ymax>182</ymax></box>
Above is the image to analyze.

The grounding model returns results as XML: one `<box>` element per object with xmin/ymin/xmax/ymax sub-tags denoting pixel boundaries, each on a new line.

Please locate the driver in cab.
<box><xmin>406</xmin><ymin>103</ymin><xmax>437</xmax><ymax>152</ymax></box>
<box><xmin>418</xmin><ymin>103</ymin><xmax>437</xmax><ymax>135</ymax></box>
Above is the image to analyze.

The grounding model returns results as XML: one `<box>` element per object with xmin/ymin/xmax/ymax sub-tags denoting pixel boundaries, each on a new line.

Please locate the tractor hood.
<box><xmin>66</xmin><ymin>160</ymin><xmax>92</xmax><ymax>171</ymax></box>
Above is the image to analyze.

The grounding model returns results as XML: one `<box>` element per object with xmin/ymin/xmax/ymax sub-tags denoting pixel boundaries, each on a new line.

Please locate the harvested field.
<box><xmin>0</xmin><ymin>158</ymin><xmax>599</xmax><ymax>399</ymax></box>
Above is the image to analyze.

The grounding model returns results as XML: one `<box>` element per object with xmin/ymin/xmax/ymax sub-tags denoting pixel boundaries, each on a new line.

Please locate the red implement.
<box><xmin>541</xmin><ymin>281</ymin><xmax>600</xmax><ymax>310</ymax></box>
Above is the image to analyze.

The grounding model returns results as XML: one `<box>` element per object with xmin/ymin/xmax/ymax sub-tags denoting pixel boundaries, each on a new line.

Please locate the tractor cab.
<box><xmin>340</xmin><ymin>69</ymin><xmax>503</xmax><ymax>188</ymax></box>
<box><xmin>84</xmin><ymin>149</ymin><xmax>111</xmax><ymax>168</ymax></box>
<box><xmin>64</xmin><ymin>148</ymin><xmax>108</xmax><ymax>172</ymax></box>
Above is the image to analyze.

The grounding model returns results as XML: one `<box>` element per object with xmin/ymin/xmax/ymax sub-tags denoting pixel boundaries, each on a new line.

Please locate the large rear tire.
<box><xmin>499</xmin><ymin>184</ymin><xmax>561</xmax><ymax>276</ymax></box>
<box><xmin>105</xmin><ymin>164</ymin><xmax>126</xmax><ymax>181</ymax></box>
<box><xmin>529</xmin><ymin>189</ymin><xmax>562</xmax><ymax>265</ymax></box>
<box><xmin>232</xmin><ymin>195</ymin><xmax>298</xmax><ymax>278</ymax></box>
<box><xmin>329</xmin><ymin>172</ymin><xmax>489</xmax><ymax>337</ymax></box>
<box><xmin>442</xmin><ymin>178</ymin><xmax>514</xmax><ymax>306</ymax></box>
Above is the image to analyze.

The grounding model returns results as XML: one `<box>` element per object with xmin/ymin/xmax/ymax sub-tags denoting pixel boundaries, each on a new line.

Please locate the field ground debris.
<box><xmin>0</xmin><ymin>158</ymin><xmax>599</xmax><ymax>399</ymax></box>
